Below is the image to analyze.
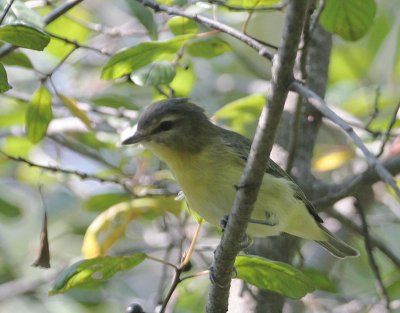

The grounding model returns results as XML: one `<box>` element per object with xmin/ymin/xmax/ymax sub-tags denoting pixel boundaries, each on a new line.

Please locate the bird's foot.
<box><xmin>248</xmin><ymin>211</ymin><xmax>277</xmax><ymax>227</ymax></box>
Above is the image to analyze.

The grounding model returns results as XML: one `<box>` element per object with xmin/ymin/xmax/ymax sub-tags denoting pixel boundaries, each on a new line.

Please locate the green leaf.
<box><xmin>101</xmin><ymin>34</ymin><xmax>193</xmax><ymax>80</ymax></box>
<box><xmin>126</xmin><ymin>0</ymin><xmax>158</xmax><ymax>40</ymax></box>
<box><xmin>320</xmin><ymin>0</ymin><xmax>377</xmax><ymax>41</ymax></box>
<box><xmin>0</xmin><ymin>51</ymin><xmax>33</xmax><ymax>68</ymax></box>
<box><xmin>83</xmin><ymin>193</ymin><xmax>131</xmax><ymax>212</ymax></box>
<box><xmin>26</xmin><ymin>86</ymin><xmax>53</xmax><ymax>143</ymax></box>
<box><xmin>168</xmin><ymin>16</ymin><xmax>198</xmax><ymax>35</ymax></box>
<box><xmin>214</xmin><ymin>94</ymin><xmax>265</xmax><ymax>137</ymax></box>
<box><xmin>131</xmin><ymin>61</ymin><xmax>176</xmax><ymax>86</ymax></box>
<box><xmin>0</xmin><ymin>197</ymin><xmax>22</xmax><ymax>219</ymax></box>
<box><xmin>234</xmin><ymin>255</ymin><xmax>315</xmax><ymax>299</ymax></box>
<box><xmin>0</xmin><ymin>24</ymin><xmax>50</xmax><ymax>51</ymax></box>
<box><xmin>223</xmin><ymin>0</ymin><xmax>280</xmax><ymax>9</ymax></box>
<box><xmin>49</xmin><ymin>253</ymin><xmax>147</xmax><ymax>295</ymax></box>
<box><xmin>0</xmin><ymin>63</ymin><xmax>11</xmax><ymax>93</ymax></box>
<box><xmin>187</xmin><ymin>37</ymin><xmax>232</xmax><ymax>59</ymax></box>
<box><xmin>302</xmin><ymin>268</ymin><xmax>338</xmax><ymax>293</ymax></box>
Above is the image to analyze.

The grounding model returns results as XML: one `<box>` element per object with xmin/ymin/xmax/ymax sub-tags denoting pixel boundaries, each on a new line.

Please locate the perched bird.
<box><xmin>122</xmin><ymin>98</ymin><xmax>358</xmax><ymax>258</ymax></box>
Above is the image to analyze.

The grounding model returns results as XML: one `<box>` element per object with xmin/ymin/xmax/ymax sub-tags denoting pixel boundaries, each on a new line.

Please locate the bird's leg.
<box><xmin>248</xmin><ymin>211</ymin><xmax>277</xmax><ymax>227</ymax></box>
<box><xmin>219</xmin><ymin>214</ymin><xmax>253</xmax><ymax>250</ymax></box>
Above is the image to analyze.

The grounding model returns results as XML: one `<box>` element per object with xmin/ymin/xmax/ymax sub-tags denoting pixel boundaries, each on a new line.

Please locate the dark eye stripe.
<box><xmin>154</xmin><ymin>120</ymin><xmax>174</xmax><ymax>133</ymax></box>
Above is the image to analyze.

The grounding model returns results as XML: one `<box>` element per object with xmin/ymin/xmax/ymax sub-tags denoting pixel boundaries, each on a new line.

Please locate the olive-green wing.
<box><xmin>220</xmin><ymin>127</ymin><xmax>323</xmax><ymax>224</ymax></box>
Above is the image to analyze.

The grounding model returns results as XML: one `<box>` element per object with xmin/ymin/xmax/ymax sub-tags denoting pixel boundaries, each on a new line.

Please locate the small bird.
<box><xmin>122</xmin><ymin>98</ymin><xmax>359</xmax><ymax>258</ymax></box>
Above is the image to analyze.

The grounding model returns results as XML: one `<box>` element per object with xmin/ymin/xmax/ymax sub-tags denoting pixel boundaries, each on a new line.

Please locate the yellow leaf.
<box><xmin>59</xmin><ymin>95</ymin><xmax>92</xmax><ymax>129</ymax></box>
<box><xmin>313</xmin><ymin>148</ymin><xmax>355</xmax><ymax>172</ymax></box>
<box><xmin>82</xmin><ymin>196</ymin><xmax>182</xmax><ymax>258</ymax></box>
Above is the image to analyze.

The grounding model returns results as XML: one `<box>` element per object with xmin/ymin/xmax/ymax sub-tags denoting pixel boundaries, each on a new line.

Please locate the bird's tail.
<box><xmin>315</xmin><ymin>225</ymin><xmax>359</xmax><ymax>258</ymax></box>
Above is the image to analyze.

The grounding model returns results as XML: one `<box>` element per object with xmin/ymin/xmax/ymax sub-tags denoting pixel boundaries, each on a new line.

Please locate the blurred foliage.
<box><xmin>0</xmin><ymin>0</ymin><xmax>399</xmax><ymax>312</ymax></box>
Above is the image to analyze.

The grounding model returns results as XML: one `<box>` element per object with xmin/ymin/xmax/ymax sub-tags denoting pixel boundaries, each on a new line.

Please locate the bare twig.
<box><xmin>366</xmin><ymin>87</ymin><xmax>381</xmax><ymax>130</ymax></box>
<box><xmin>46</xmin><ymin>31</ymin><xmax>112</xmax><ymax>56</ymax></box>
<box><xmin>0</xmin><ymin>150</ymin><xmax>132</xmax><ymax>190</ymax></box>
<box><xmin>0</xmin><ymin>0</ymin><xmax>16</xmax><ymax>25</ymax></box>
<box><xmin>328</xmin><ymin>209</ymin><xmax>400</xmax><ymax>269</ymax></box>
<box><xmin>377</xmin><ymin>99</ymin><xmax>400</xmax><ymax>157</ymax></box>
<box><xmin>291</xmin><ymin>81</ymin><xmax>400</xmax><ymax>199</ymax></box>
<box><xmin>355</xmin><ymin>200</ymin><xmax>392</xmax><ymax>312</ymax></box>
<box><xmin>157</xmin><ymin>222</ymin><xmax>203</xmax><ymax>313</ymax></box>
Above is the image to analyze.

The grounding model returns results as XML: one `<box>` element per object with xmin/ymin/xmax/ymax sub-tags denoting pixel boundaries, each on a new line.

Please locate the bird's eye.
<box><xmin>158</xmin><ymin>120</ymin><xmax>174</xmax><ymax>132</ymax></box>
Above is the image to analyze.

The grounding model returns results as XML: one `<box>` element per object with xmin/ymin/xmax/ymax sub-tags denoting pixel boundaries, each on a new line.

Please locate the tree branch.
<box><xmin>291</xmin><ymin>81</ymin><xmax>400</xmax><ymax>200</ymax></box>
<box><xmin>313</xmin><ymin>155</ymin><xmax>400</xmax><ymax>208</ymax></box>
<box><xmin>206</xmin><ymin>1</ymin><xmax>310</xmax><ymax>312</ymax></box>
<box><xmin>136</xmin><ymin>0</ymin><xmax>274</xmax><ymax>61</ymax></box>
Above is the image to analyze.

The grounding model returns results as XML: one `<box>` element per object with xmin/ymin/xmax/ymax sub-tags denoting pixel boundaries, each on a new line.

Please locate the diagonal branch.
<box><xmin>206</xmin><ymin>1</ymin><xmax>310</xmax><ymax>312</ymax></box>
<box><xmin>136</xmin><ymin>0</ymin><xmax>274</xmax><ymax>60</ymax></box>
<box><xmin>291</xmin><ymin>81</ymin><xmax>400</xmax><ymax>199</ymax></box>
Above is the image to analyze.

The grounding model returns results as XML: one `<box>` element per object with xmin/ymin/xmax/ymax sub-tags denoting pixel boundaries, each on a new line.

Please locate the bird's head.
<box><xmin>122</xmin><ymin>98</ymin><xmax>216</xmax><ymax>155</ymax></box>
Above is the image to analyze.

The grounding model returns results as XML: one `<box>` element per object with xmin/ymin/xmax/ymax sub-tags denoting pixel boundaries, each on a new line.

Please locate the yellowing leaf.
<box><xmin>82</xmin><ymin>196</ymin><xmax>182</xmax><ymax>258</ymax></box>
<box><xmin>313</xmin><ymin>148</ymin><xmax>355</xmax><ymax>172</ymax></box>
<box><xmin>59</xmin><ymin>95</ymin><xmax>92</xmax><ymax>129</ymax></box>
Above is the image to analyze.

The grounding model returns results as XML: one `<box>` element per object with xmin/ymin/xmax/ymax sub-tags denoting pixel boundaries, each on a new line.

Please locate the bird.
<box><xmin>122</xmin><ymin>98</ymin><xmax>359</xmax><ymax>258</ymax></box>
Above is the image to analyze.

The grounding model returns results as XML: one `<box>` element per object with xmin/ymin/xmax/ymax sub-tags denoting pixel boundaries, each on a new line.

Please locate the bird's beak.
<box><xmin>121</xmin><ymin>130</ymin><xmax>147</xmax><ymax>145</ymax></box>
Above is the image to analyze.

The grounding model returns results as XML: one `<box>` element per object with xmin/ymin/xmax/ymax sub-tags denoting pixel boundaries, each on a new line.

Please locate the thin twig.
<box><xmin>0</xmin><ymin>0</ymin><xmax>16</xmax><ymax>25</ymax></box>
<box><xmin>291</xmin><ymin>81</ymin><xmax>400</xmax><ymax>199</ymax></box>
<box><xmin>366</xmin><ymin>87</ymin><xmax>381</xmax><ymax>130</ymax></box>
<box><xmin>46</xmin><ymin>31</ymin><xmax>112</xmax><ymax>56</ymax></box>
<box><xmin>158</xmin><ymin>221</ymin><xmax>203</xmax><ymax>313</ymax></box>
<box><xmin>208</xmin><ymin>0</ymin><xmax>288</xmax><ymax>11</ymax></box>
<box><xmin>355</xmin><ymin>200</ymin><xmax>392</xmax><ymax>312</ymax></box>
<box><xmin>328</xmin><ymin>209</ymin><xmax>400</xmax><ymax>269</ymax></box>
<box><xmin>309</xmin><ymin>0</ymin><xmax>325</xmax><ymax>37</ymax></box>
<box><xmin>136</xmin><ymin>0</ymin><xmax>274</xmax><ymax>61</ymax></box>
<box><xmin>0</xmin><ymin>150</ymin><xmax>132</xmax><ymax>190</ymax></box>
<box><xmin>377</xmin><ymin>99</ymin><xmax>400</xmax><ymax>157</ymax></box>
